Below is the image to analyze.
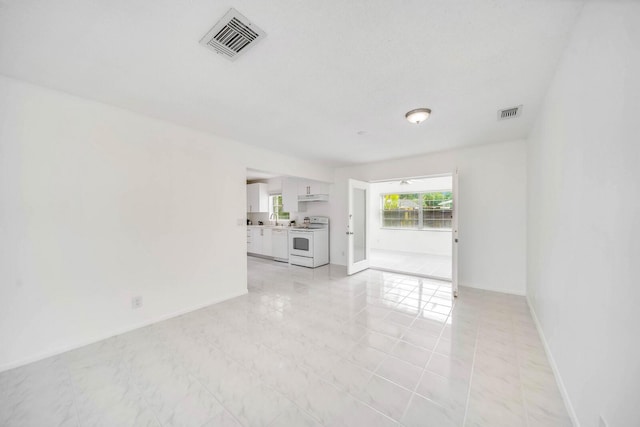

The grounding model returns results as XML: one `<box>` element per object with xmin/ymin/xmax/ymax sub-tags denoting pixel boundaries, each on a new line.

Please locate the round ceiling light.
<box><xmin>405</xmin><ymin>108</ymin><xmax>432</xmax><ymax>124</ymax></box>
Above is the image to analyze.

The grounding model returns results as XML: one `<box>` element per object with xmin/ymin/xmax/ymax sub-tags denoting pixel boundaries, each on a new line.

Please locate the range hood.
<box><xmin>298</xmin><ymin>194</ymin><xmax>329</xmax><ymax>202</ymax></box>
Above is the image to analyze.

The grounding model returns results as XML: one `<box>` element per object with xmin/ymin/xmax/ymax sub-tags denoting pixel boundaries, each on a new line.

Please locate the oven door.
<box><xmin>290</xmin><ymin>231</ymin><xmax>314</xmax><ymax>257</ymax></box>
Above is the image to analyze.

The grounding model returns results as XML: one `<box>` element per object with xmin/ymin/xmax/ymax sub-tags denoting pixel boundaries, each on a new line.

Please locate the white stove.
<box><xmin>289</xmin><ymin>216</ymin><xmax>329</xmax><ymax>268</ymax></box>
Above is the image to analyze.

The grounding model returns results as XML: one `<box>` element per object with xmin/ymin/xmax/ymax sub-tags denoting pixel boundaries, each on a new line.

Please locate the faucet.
<box><xmin>269</xmin><ymin>213</ymin><xmax>278</xmax><ymax>226</ymax></box>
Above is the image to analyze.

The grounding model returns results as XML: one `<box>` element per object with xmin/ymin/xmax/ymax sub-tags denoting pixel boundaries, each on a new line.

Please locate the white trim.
<box><xmin>369</xmin><ymin>266</ymin><xmax>451</xmax><ymax>283</ymax></box>
<box><xmin>368</xmin><ymin>172</ymin><xmax>453</xmax><ymax>184</ymax></box>
<box><xmin>459</xmin><ymin>282</ymin><xmax>526</xmax><ymax>296</ymax></box>
<box><xmin>0</xmin><ymin>289</ymin><xmax>248</xmax><ymax>373</ymax></box>
<box><xmin>526</xmin><ymin>296</ymin><xmax>581</xmax><ymax>427</ymax></box>
<box><xmin>378</xmin><ymin>227</ymin><xmax>452</xmax><ymax>232</ymax></box>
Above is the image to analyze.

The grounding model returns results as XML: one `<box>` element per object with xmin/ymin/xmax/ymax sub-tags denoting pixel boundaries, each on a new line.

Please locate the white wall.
<box><xmin>371</xmin><ymin>229</ymin><xmax>452</xmax><ymax>256</ymax></box>
<box><xmin>331</xmin><ymin>140</ymin><xmax>527</xmax><ymax>295</ymax></box>
<box><xmin>526</xmin><ymin>3</ymin><xmax>640</xmax><ymax>427</ymax></box>
<box><xmin>369</xmin><ymin>177</ymin><xmax>452</xmax><ymax>256</ymax></box>
<box><xmin>0</xmin><ymin>75</ymin><xmax>333</xmax><ymax>370</ymax></box>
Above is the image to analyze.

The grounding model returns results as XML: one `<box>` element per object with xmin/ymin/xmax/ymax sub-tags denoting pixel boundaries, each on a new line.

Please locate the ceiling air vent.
<box><xmin>498</xmin><ymin>105</ymin><xmax>523</xmax><ymax>120</ymax></box>
<box><xmin>199</xmin><ymin>8</ymin><xmax>266</xmax><ymax>61</ymax></box>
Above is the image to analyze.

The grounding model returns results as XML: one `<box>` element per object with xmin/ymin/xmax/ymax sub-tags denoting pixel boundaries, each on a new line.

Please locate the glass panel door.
<box><xmin>452</xmin><ymin>168</ymin><xmax>459</xmax><ymax>297</ymax></box>
<box><xmin>348</xmin><ymin>179</ymin><xmax>370</xmax><ymax>275</ymax></box>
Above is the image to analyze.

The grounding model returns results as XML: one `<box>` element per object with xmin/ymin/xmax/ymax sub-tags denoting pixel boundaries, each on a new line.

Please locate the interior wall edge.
<box><xmin>527</xmin><ymin>295</ymin><xmax>581</xmax><ymax>427</ymax></box>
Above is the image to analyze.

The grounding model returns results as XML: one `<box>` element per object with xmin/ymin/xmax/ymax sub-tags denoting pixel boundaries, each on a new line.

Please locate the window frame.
<box><xmin>380</xmin><ymin>190</ymin><xmax>453</xmax><ymax>231</ymax></box>
<box><xmin>269</xmin><ymin>194</ymin><xmax>290</xmax><ymax>220</ymax></box>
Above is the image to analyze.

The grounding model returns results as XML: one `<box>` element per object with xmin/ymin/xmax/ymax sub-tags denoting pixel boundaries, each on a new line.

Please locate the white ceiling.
<box><xmin>0</xmin><ymin>0</ymin><xmax>585</xmax><ymax>167</ymax></box>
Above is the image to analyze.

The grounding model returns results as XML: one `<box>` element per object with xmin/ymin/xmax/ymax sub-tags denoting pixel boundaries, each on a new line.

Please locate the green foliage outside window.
<box><xmin>381</xmin><ymin>191</ymin><xmax>452</xmax><ymax>229</ymax></box>
<box><xmin>270</xmin><ymin>195</ymin><xmax>290</xmax><ymax>220</ymax></box>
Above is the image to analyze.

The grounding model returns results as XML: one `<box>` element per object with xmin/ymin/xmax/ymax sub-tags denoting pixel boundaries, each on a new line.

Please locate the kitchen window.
<box><xmin>269</xmin><ymin>195</ymin><xmax>290</xmax><ymax>220</ymax></box>
<box><xmin>381</xmin><ymin>191</ymin><xmax>452</xmax><ymax>230</ymax></box>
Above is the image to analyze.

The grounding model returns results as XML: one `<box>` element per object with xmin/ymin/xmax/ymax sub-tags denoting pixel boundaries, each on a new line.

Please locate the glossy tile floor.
<box><xmin>370</xmin><ymin>249</ymin><xmax>452</xmax><ymax>281</ymax></box>
<box><xmin>0</xmin><ymin>258</ymin><xmax>571</xmax><ymax>427</ymax></box>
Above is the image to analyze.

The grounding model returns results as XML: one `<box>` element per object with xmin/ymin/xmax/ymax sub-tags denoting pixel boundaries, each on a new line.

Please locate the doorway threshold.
<box><xmin>369</xmin><ymin>266</ymin><xmax>452</xmax><ymax>283</ymax></box>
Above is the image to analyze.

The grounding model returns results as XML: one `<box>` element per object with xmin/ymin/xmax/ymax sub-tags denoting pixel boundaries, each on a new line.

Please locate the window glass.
<box><xmin>269</xmin><ymin>195</ymin><xmax>290</xmax><ymax>220</ymax></box>
<box><xmin>422</xmin><ymin>191</ymin><xmax>453</xmax><ymax>229</ymax></box>
<box><xmin>381</xmin><ymin>191</ymin><xmax>452</xmax><ymax>230</ymax></box>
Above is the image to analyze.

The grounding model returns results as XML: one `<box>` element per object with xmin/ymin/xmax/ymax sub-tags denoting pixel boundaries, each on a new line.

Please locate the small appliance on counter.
<box><xmin>258</xmin><ymin>221</ymin><xmax>264</xmax><ymax>225</ymax></box>
<box><xmin>247</xmin><ymin>219</ymin><xmax>252</xmax><ymax>225</ymax></box>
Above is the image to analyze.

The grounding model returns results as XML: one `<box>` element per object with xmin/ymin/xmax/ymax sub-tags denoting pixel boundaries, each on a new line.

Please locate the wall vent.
<box><xmin>199</xmin><ymin>8</ymin><xmax>266</xmax><ymax>61</ymax></box>
<box><xmin>498</xmin><ymin>105</ymin><xmax>523</xmax><ymax>120</ymax></box>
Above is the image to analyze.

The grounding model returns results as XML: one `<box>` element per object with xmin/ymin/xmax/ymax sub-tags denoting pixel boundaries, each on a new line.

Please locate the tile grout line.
<box><xmin>188</xmin><ymin>371</ymin><xmax>246</xmax><ymax>427</ymax></box>
<box><xmin>188</xmin><ymin>316</ymin><xmax>266</xmax><ymax>427</ymax></box>
<box><xmin>461</xmin><ymin>309</ymin><xmax>481</xmax><ymax>427</ymax></box>
<box><xmin>396</xmin><ymin>305</ymin><xmax>451</xmax><ymax>425</ymax></box>
<box><xmin>241</xmin><ymin>310</ymin><xmax>390</xmax><ymax>427</ymax></box>
<box><xmin>61</xmin><ymin>359</ymin><xmax>83</xmax><ymax>427</ymax></box>
<box><xmin>513</xmin><ymin>312</ymin><xmax>531</xmax><ymax>427</ymax></box>
<box><xmin>261</xmin><ymin>279</ymin><xmax>441</xmax><ymax>425</ymax></box>
<box><xmin>204</xmin><ymin>304</ymin><xmax>333</xmax><ymax>427</ymax></box>
<box><xmin>128</xmin><ymin>367</ymin><xmax>166</xmax><ymax>427</ymax></box>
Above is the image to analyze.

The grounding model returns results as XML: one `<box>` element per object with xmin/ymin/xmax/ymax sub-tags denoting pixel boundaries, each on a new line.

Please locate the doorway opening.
<box><xmin>368</xmin><ymin>175</ymin><xmax>454</xmax><ymax>281</ymax></box>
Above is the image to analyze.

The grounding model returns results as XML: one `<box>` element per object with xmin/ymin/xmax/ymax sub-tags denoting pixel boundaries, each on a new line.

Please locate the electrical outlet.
<box><xmin>131</xmin><ymin>296</ymin><xmax>143</xmax><ymax>309</ymax></box>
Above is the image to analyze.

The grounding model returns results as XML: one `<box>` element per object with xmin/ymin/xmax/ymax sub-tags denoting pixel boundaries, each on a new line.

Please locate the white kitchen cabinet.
<box><xmin>261</xmin><ymin>228</ymin><xmax>273</xmax><ymax>256</ymax></box>
<box><xmin>281</xmin><ymin>177</ymin><xmax>299</xmax><ymax>213</ymax></box>
<box><xmin>247</xmin><ymin>227</ymin><xmax>273</xmax><ymax>256</ymax></box>
<box><xmin>247</xmin><ymin>227</ymin><xmax>260</xmax><ymax>254</ymax></box>
<box><xmin>247</xmin><ymin>183</ymin><xmax>268</xmax><ymax>213</ymax></box>
<box><xmin>297</xmin><ymin>179</ymin><xmax>329</xmax><ymax>196</ymax></box>
<box><xmin>271</xmin><ymin>228</ymin><xmax>289</xmax><ymax>261</ymax></box>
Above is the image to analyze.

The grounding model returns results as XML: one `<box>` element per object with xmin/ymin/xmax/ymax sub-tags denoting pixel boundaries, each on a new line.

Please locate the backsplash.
<box><xmin>247</xmin><ymin>203</ymin><xmax>329</xmax><ymax>225</ymax></box>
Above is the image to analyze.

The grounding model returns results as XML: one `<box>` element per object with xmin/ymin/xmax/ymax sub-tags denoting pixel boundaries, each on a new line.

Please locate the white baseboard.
<box><xmin>0</xmin><ymin>289</ymin><xmax>248</xmax><ymax>373</ymax></box>
<box><xmin>526</xmin><ymin>295</ymin><xmax>580</xmax><ymax>427</ymax></box>
<box><xmin>459</xmin><ymin>281</ymin><xmax>526</xmax><ymax>296</ymax></box>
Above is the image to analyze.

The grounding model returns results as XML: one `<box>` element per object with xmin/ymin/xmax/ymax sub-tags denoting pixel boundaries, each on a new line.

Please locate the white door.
<box><xmin>452</xmin><ymin>168</ymin><xmax>459</xmax><ymax>297</ymax></box>
<box><xmin>347</xmin><ymin>179</ymin><xmax>370</xmax><ymax>275</ymax></box>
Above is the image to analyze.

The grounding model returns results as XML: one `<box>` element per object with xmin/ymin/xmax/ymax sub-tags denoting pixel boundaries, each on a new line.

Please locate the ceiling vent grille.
<box><xmin>498</xmin><ymin>105</ymin><xmax>523</xmax><ymax>120</ymax></box>
<box><xmin>199</xmin><ymin>8</ymin><xmax>266</xmax><ymax>61</ymax></box>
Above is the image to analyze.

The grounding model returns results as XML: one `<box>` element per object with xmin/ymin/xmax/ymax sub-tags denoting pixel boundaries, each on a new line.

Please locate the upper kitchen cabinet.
<box><xmin>297</xmin><ymin>179</ymin><xmax>330</xmax><ymax>202</ymax></box>
<box><xmin>246</xmin><ymin>183</ymin><xmax>268</xmax><ymax>213</ymax></box>
<box><xmin>281</xmin><ymin>177</ymin><xmax>299</xmax><ymax>213</ymax></box>
<box><xmin>297</xmin><ymin>179</ymin><xmax>329</xmax><ymax>196</ymax></box>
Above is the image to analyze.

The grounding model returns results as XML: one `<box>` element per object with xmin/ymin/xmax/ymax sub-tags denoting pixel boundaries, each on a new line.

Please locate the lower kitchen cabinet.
<box><xmin>247</xmin><ymin>228</ymin><xmax>259</xmax><ymax>254</ymax></box>
<box><xmin>247</xmin><ymin>227</ymin><xmax>273</xmax><ymax>257</ymax></box>
<box><xmin>261</xmin><ymin>228</ymin><xmax>272</xmax><ymax>256</ymax></box>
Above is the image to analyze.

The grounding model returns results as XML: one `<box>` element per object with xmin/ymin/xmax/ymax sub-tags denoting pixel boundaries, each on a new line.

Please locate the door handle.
<box><xmin>346</xmin><ymin>232</ymin><xmax>354</xmax><ymax>235</ymax></box>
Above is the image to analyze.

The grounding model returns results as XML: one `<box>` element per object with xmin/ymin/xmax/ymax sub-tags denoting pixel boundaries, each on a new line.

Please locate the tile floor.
<box><xmin>0</xmin><ymin>257</ymin><xmax>571</xmax><ymax>426</ymax></box>
<box><xmin>370</xmin><ymin>249</ymin><xmax>453</xmax><ymax>281</ymax></box>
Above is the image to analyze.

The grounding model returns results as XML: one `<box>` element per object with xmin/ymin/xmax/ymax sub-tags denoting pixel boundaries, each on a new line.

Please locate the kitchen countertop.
<box><xmin>247</xmin><ymin>224</ymin><xmax>292</xmax><ymax>229</ymax></box>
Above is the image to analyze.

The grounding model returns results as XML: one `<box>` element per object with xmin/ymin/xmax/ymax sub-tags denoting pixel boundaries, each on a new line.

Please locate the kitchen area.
<box><xmin>246</xmin><ymin>171</ymin><xmax>331</xmax><ymax>268</ymax></box>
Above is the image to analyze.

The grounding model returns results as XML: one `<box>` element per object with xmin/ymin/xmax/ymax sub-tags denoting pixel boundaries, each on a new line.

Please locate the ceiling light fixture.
<box><xmin>405</xmin><ymin>108</ymin><xmax>432</xmax><ymax>124</ymax></box>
